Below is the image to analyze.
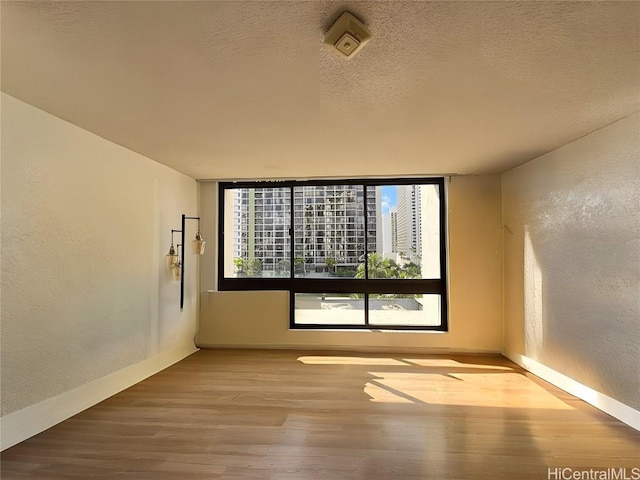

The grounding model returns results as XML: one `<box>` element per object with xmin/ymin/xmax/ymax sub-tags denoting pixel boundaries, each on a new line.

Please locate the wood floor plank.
<box><xmin>2</xmin><ymin>349</ymin><xmax>638</xmax><ymax>479</ymax></box>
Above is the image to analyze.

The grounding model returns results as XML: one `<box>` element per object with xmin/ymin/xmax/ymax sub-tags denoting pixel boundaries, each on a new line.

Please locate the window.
<box><xmin>218</xmin><ymin>178</ymin><xmax>448</xmax><ymax>331</ymax></box>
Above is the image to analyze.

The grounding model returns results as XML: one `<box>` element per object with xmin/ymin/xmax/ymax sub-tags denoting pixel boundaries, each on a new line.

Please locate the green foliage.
<box><xmin>355</xmin><ymin>253</ymin><xmax>421</xmax><ymax>280</ymax></box>
<box><xmin>354</xmin><ymin>253</ymin><xmax>421</xmax><ymax>284</ymax></box>
<box><xmin>396</xmin><ymin>261</ymin><xmax>421</xmax><ymax>279</ymax></box>
<box><xmin>355</xmin><ymin>252</ymin><xmax>386</xmax><ymax>279</ymax></box>
<box><xmin>233</xmin><ymin>257</ymin><xmax>263</xmax><ymax>276</ymax></box>
<box><xmin>277</xmin><ymin>259</ymin><xmax>290</xmax><ymax>276</ymax></box>
<box><xmin>370</xmin><ymin>293</ymin><xmax>418</xmax><ymax>299</ymax></box>
<box><xmin>325</xmin><ymin>257</ymin><xmax>337</xmax><ymax>274</ymax></box>
<box><xmin>233</xmin><ymin>257</ymin><xmax>244</xmax><ymax>269</ymax></box>
<box><xmin>335</xmin><ymin>267</ymin><xmax>357</xmax><ymax>277</ymax></box>
<box><xmin>294</xmin><ymin>257</ymin><xmax>306</xmax><ymax>274</ymax></box>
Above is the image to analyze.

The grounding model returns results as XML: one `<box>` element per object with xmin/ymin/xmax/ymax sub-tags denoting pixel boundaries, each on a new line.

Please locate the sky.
<box><xmin>380</xmin><ymin>185</ymin><xmax>397</xmax><ymax>215</ymax></box>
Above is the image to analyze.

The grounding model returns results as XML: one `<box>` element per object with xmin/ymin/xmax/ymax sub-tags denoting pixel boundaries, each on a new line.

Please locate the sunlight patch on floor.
<box><xmin>298</xmin><ymin>356</ymin><xmax>406</xmax><ymax>366</ymax></box>
<box><xmin>365</xmin><ymin>372</ymin><xmax>572</xmax><ymax>409</ymax></box>
<box><xmin>401</xmin><ymin>358</ymin><xmax>513</xmax><ymax>370</ymax></box>
<box><xmin>364</xmin><ymin>382</ymin><xmax>415</xmax><ymax>403</ymax></box>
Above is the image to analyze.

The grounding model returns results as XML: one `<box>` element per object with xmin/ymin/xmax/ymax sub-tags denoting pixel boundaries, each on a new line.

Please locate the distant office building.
<box><xmin>387</xmin><ymin>184</ymin><xmax>440</xmax><ymax>277</ymax></box>
<box><xmin>395</xmin><ymin>185</ymin><xmax>422</xmax><ymax>264</ymax></box>
<box><xmin>381</xmin><ymin>206</ymin><xmax>397</xmax><ymax>259</ymax></box>
<box><xmin>390</xmin><ymin>207</ymin><xmax>398</xmax><ymax>254</ymax></box>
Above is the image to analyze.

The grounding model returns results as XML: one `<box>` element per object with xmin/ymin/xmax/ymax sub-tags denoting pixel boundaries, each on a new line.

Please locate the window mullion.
<box><xmin>363</xmin><ymin>184</ymin><xmax>368</xmax><ymax>280</ymax></box>
<box><xmin>289</xmin><ymin>185</ymin><xmax>294</xmax><ymax>280</ymax></box>
<box><xmin>363</xmin><ymin>184</ymin><xmax>369</xmax><ymax>329</ymax></box>
<box><xmin>364</xmin><ymin>293</ymin><xmax>370</xmax><ymax>327</ymax></box>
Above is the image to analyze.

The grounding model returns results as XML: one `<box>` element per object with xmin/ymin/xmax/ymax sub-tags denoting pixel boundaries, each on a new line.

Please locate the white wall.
<box><xmin>196</xmin><ymin>175</ymin><xmax>503</xmax><ymax>353</ymax></box>
<box><xmin>502</xmin><ymin>113</ymin><xmax>640</xmax><ymax>412</ymax></box>
<box><xmin>0</xmin><ymin>94</ymin><xmax>199</xmax><ymax>448</ymax></box>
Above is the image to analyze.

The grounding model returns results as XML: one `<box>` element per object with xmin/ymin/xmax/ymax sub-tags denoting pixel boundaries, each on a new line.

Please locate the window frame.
<box><xmin>218</xmin><ymin>177</ymin><xmax>448</xmax><ymax>331</ymax></box>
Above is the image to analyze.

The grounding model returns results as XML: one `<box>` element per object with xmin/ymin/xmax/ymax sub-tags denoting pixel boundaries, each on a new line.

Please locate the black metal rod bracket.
<box><xmin>179</xmin><ymin>214</ymin><xmax>201</xmax><ymax>311</ymax></box>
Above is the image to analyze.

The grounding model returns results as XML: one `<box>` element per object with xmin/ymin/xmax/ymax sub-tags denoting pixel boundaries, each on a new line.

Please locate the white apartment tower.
<box><xmin>232</xmin><ymin>186</ymin><xmax>380</xmax><ymax>275</ymax></box>
<box><xmin>395</xmin><ymin>185</ymin><xmax>423</xmax><ymax>264</ymax></box>
<box><xmin>233</xmin><ymin>187</ymin><xmax>290</xmax><ymax>273</ymax></box>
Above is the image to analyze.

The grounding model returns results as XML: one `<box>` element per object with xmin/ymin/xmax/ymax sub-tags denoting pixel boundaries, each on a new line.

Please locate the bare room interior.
<box><xmin>1</xmin><ymin>1</ymin><xmax>638</xmax><ymax>479</ymax></box>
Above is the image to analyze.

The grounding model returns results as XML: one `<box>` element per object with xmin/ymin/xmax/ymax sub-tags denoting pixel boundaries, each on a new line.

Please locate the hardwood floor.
<box><xmin>2</xmin><ymin>349</ymin><xmax>639</xmax><ymax>479</ymax></box>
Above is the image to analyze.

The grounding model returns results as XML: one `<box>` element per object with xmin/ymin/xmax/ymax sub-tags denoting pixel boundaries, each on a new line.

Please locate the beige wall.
<box><xmin>1</xmin><ymin>93</ymin><xmax>199</xmax><ymax>416</ymax></box>
<box><xmin>502</xmin><ymin>113</ymin><xmax>640</xmax><ymax>410</ymax></box>
<box><xmin>196</xmin><ymin>175</ymin><xmax>502</xmax><ymax>352</ymax></box>
<box><xmin>198</xmin><ymin>181</ymin><xmax>218</xmax><ymax>292</ymax></box>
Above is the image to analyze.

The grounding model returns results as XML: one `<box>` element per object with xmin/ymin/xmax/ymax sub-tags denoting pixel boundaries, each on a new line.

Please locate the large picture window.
<box><xmin>218</xmin><ymin>178</ymin><xmax>448</xmax><ymax>330</ymax></box>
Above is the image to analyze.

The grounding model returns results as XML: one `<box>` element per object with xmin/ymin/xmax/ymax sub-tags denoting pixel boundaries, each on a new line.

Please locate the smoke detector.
<box><xmin>324</xmin><ymin>12</ymin><xmax>371</xmax><ymax>59</ymax></box>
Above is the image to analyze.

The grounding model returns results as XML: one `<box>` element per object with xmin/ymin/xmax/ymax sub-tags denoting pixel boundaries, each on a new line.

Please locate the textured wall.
<box><xmin>1</xmin><ymin>94</ymin><xmax>199</xmax><ymax>416</ymax></box>
<box><xmin>502</xmin><ymin>113</ymin><xmax>640</xmax><ymax>410</ymax></box>
<box><xmin>197</xmin><ymin>175</ymin><xmax>503</xmax><ymax>352</ymax></box>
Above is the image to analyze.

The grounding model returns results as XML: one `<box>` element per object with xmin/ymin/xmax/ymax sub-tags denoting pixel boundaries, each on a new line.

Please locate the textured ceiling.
<box><xmin>2</xmin><ymin>1</ymin><xmax>639</xmax><ymax>180</ymax></box>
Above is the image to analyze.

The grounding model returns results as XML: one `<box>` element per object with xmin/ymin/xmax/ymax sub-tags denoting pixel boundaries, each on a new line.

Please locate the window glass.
<box><xmin>293</xmin><ymin>185</ymin><xmax>364</xmax><ymax>278</ymax></box>
<box><xmin>365</xmin><ymin>184</ymin><xmax>441</xmax><ymax>280</ymax></box>
<box><xmin>223</xmin><ymin>187</ymin><xmax>290</xmax><ymax>278</ymax></box>
<box><xmin>219</xmin><ymin>179</ymin><xmax>447</xmax><ymax>331</ymax></box>
<box><xmin>368</xmin><ymin>294</ymin><xmax>441</xmax><ymax>327</ymax></box>
<box><xmin>294</xmin><ymin>293</ymin><xmax>365</xmax><ymax>325</ymax></box>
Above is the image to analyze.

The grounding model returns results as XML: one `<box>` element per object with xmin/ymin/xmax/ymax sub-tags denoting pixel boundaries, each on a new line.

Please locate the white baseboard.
<box><xmin>0</xmin><ymin>344</ymin><xmax>198</xmax><ymax>451</ymax></box>
<box><xmin>503</xmin><ymin>351</ymin><xmax>640</xmax><ymax>432</ymax></box>
<box><xmin>196</xmin><ymin>343</ymin><xmax>501</xmax><ymax>355</ymax></box>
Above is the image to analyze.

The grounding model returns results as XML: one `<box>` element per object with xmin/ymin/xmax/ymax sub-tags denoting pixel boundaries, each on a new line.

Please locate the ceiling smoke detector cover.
<box><xmin>324</xmin><ymin>12</ymin><xmax>371</xmax><ymax>59</ymax></box>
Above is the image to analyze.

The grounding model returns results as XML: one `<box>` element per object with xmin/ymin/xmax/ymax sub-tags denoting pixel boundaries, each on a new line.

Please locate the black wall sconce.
<box><xmin>166</xmin><ymin>215</ymin><xmax>205</xmax><ymax>310</ymax></box>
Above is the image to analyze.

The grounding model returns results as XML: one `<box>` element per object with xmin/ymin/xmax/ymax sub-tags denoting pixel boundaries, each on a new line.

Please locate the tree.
<box><xmin>277</xmin><ymin>259</ymin><xmax>290</xmax><ymax>276</ymax></box>
<box><xmin>355</xmin><ymin>253</ymin><xmax>388</xmax><ymax>279</ymax></box>
<box><xmin>233</xmin><ymin>257</ymin><xmax>246</xmax><ymax>276</ymax></box>
<box><xmin>234</xmin><ymin>257</ymin><xmax>262</xmax><ymax>276</ymax></box>
<box><xmin>247</xmin><ymin>258</ymin><xmax>262</xmax><ymax>276</ymax></box>
<box><xmin>325</xmin><ymin>257</ymin><xmax>337</xmax><ymax>274</ymax></box>
<box><xmin>294</xmin><ymin>257</ymin><xmax>306</xmax><ymax>274</ymax></box>
<box><xmin>354</xmin><ymin>253</ymin><xmax>420</xmax><ymax>281</ymax></box>
<box><xmin>381</xmin><ymin>257</ymin><xmax>401</xmax><ymax>278</ymax></box>
<box><xmin>400</xmin><ymin>261</ymin><xmax>421</xmax><ymax>279</ymax></box>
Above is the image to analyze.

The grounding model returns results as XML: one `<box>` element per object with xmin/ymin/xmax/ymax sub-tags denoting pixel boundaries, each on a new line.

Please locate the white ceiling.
<box><xmin>2</xmin><ymin>1</ymin><xmax>639</xmax><ymax>180</ymax></box>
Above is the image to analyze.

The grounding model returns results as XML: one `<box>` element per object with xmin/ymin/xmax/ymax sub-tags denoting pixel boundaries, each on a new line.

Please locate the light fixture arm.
<box><xmin>165</xmin><ymin>229</ymin><xmax>182</xmax><ymax>269</ymax></box>
<box><xmin>180</xmin><ymin>215</ymin><xmax>202</xmax><ymax>310</ymax></box>
<box><xmin>170</xmin><ymin>229</ymin><xmax>181</xmax><ymax>247</ymax></box>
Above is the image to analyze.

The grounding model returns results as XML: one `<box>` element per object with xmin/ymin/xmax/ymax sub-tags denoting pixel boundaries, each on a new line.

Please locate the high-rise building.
<box><xmin>387</xmin><ymin>184</ymin><xmax>440</xmax><ymax>277</ymax></box>
<box><xmin>390</xmin><ymin>207</ymin><xmax>398</xmax><ymax>254</ymax></box>
<box><xmin>233</xmin><ymin>187</ymin><xmax>290</xmax><ymax>274</ymax></box>
<box><xmin>231</xmin><ymin>185</ymin><xmax>380</xmax><ymax>275</ymax></box>
<box><xmin>381</xmin><ymin>206</ymin><xmax>397</xmax><ymax>259</ymax></box>
<box><xmin>395</xmin><ymin>185</ymin><xmax>422</xmax><ymax>264</ymax></box>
